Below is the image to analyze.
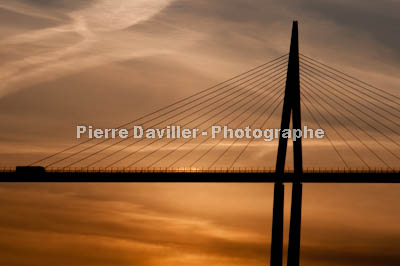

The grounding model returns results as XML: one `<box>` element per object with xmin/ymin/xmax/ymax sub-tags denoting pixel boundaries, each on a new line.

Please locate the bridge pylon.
<box><xmin>270</xmin><ymin>21</ymin><xmax>303</xmax><ymax>266</ymax></box>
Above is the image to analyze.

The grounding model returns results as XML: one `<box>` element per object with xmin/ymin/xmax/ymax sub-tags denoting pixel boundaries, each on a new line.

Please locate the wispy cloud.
<box><xmin>0</xmin><ymin>0</ymin><xmax>173</xmax><ymax>97</ymax></box>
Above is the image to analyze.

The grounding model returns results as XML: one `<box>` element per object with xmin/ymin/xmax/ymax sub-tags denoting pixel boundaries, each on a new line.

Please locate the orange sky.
<box><xmin>1</xmin><ymin>183</ymin><xmax>400</xmax><ymax>266</ymax></box>
<box><xmin>0</xmin><ymin>0</ymin><xmax>400</xmax><ymax>265</ymax></box>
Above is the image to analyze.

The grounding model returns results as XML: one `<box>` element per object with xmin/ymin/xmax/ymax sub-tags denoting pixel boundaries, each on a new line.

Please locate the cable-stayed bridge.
<box><xmin>4</xmin><ymin>51</ymin><xmax>399</xmax><ymax>173</ymax></box>
<box><xmin>1</xmin><ymin>21</ymin><xmax>399</xmax><ymax>266</ymax></box>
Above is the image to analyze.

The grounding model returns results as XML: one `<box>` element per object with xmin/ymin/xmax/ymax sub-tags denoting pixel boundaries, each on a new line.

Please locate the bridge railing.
<box><xmin>44</xmin><ymin>167</ymin><xmax>277</xmax><ymax>173</ymax></box>
<box><xmin>1</xmin><ymin>167</ymin><xmax>399</xmax><ymax>174</ymax></box>
<box><xmin>0</xmin><ymin>167</ymin><xmax>16</xmax><ymax>173</ymax></box>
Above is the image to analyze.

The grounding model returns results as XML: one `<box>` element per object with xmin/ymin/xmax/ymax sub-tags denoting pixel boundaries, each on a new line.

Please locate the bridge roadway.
<box><xmin>0</xmin><ymin>167</ymin><xmax>399</xmax><ymax>182</ymax></box>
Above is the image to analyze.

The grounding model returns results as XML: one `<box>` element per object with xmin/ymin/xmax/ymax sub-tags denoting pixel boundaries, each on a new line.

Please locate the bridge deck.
<box><xmin>0</xmin><ymin>168</ymin><xmax>399</xmax><ymax>182</ymax></box>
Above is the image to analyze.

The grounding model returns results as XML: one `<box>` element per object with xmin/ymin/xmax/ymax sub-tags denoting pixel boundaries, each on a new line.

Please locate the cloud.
<box><xmin>16</xmin><ymin>0</ymin><xmax>93</xmax><ymax>9</ymax></box>
<box><xmin>0</xmin><ymin>0</ymin><xmax>175</xmax><ymax>97</ymax></box>
<box><xmin>288</xmin><ymin>0</ymin><xmax>400</xmax><ymax>58</ymax></box>
<box><xmin>0</xmin><ymin>183</ymin><xmax>272</xmax><ymax>266</ymax></box>
<box><xmin>1</xmin><ymin>183</ymin><xmax>400</xmax><ymax>265</ymax></box>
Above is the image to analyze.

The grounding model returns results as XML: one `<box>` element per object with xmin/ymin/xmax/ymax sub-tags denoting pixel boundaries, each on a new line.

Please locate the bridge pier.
<box><xmin>270</xmin><ymin>182</ymin><xmax>285</xmax><ymax>266</ymax></box>
<box><xmin>287</xmin><ymin>182</ymin><xmax>303</xmax><ymax>266</ymax></box>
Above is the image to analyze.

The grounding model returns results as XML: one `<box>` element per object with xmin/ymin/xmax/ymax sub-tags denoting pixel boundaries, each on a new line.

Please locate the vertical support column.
<box><xmin>287</xmin><ymin>182</ymin><xmax>302</xmax><ymax>266</ymax></box>
<box><xmin>287</xmin><ymin>21</ymin><xmax>303</xmax><ymax>266</ymax></box>
<box><xmin>270</xmin><ymin>21</ymin><xmax>303</xmax><ymax>266</ymax></box>
<box><xmin>270</xmin><ymin>182</ymin><xmax>285</xmax><ymax>266</ymax></box>
<box><xmin>270</xmin><ymin>21</ymin><xmax>295</xmax><ymax>266</ymax></box>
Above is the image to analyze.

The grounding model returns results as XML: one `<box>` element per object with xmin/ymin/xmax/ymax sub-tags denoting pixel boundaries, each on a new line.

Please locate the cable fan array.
<box><xmin>30</xmin><ymin>53</ymin><xmax>400</xmax><ymax>170</ymax></box>
<box><xmin>300</xmin><ymin>54</ymin><xmax>400</xmax><ymax>169</ymax></box>
<box><xmin>31</xmin><ymin>54</ymin><xmax>288</xmax><ymax>170</ymax></box>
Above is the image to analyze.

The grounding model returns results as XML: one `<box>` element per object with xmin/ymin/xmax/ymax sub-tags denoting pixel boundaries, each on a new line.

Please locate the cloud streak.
<box><xmin>0</xmin><ymin>0</ymin><xmax>173</xmax><ymax>97</ymax></box>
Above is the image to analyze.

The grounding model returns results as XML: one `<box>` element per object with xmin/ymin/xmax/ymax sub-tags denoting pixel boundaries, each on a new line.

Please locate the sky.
<box><xmin>0</xmin><ymin>0</ymin><xmax>400</xmax><ymax>265</ymax></box>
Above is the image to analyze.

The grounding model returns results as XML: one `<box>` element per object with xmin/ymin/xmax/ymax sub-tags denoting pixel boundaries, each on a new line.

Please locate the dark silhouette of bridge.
<box><xmin>1</xmin><ymin>21</ymin><xmax>400</xmax><ymax>266</ymax></box>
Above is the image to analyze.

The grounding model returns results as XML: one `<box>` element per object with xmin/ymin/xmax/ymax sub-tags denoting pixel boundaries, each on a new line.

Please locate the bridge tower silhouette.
<box><xmin>271</xmin><ymin>21</ymin><xmax>302</xmax><ymax>266</ymax></box>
